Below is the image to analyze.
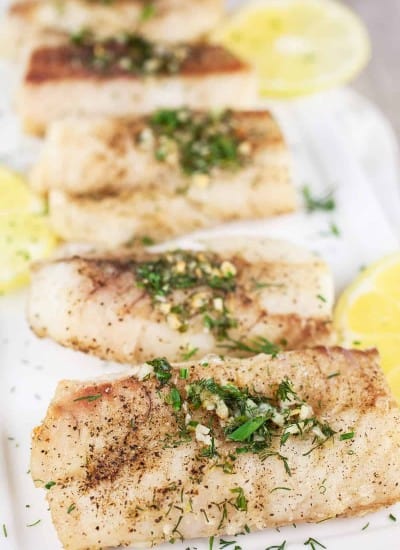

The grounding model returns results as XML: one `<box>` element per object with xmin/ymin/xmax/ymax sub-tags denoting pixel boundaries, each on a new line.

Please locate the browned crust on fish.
<box><xmin>25</xmin><ymin>42</ymin><xmax>248</xmax><ymax>84</ymax></box>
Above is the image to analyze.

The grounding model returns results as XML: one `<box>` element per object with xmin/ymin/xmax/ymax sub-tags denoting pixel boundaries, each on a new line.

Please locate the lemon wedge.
<box><xmin>334</xmin><ymin>253</ymin><xmax>400</xmax><ymax>400</ymax></box>
<box><xmin>0</xmin><ymin>167</ymin><xmax>57</xmax><ymax>294</ymax></box>
<box><xmin>214</xmin><ymin>0</ymin><xmax>370</xmax><ymax>97</ymax></box>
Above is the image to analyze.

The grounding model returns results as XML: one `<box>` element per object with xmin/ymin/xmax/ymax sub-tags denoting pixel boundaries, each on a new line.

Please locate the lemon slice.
<box><xmin>0</xmin><ymin>167</ymin><xmax>57</xmax><ymax>294</ymax></box>
<box><xmin>334</xmin><ymin>253</ymin><xmax>400</xmax><ymax>400</ymax></box>
<box><xmin>0</xmin><ymin>166</ymin><xmax>45</xmax><ymax>214</ymax></box>
<box><xmin>214</xmin><ymin>0</ymin><xmax>370</xmax><ymax>97</ymax></box>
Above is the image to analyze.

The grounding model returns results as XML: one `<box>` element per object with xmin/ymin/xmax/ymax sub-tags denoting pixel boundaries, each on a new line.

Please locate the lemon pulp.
<box><xmin>0</xmin><ymin>167</ymin><xmax>57</xmax><ymax>294</ymax></box>
<box><xmin>214</xmin><ymin>0</ymin><xmax>370</xmax><ymax>97</ymax></box>
<box><xmin>334</xmin><ymin>253</ymin><xmax>400</xmax><ymax>401</ymax></box>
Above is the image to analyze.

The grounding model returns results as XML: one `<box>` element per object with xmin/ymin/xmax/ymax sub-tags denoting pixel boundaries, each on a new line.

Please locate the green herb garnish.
<box><xmin>2</xmin><ymin>524</ymin><xmax>7</xmax><ymax>538</ymax></box>
<box><xmin>327</xmin><ymin>372</ymin><xmax>340</xmax><ymax>379</ymax></box>
<box><xmin>147</xmin><ymin>357</ymin><xmax>172</xmax><ymax>386</ymax></box>
<box><xmin>181</xmin><ymin>347</ymin><xmax>198</xmax><ymax>361</ymax></box>
<box><xmin>140</xmin><ymin>2</ymin><xmax>155</xmax><ymax>21</ymax></box>
<box><xmin>26</xmin><ymin>520</ymin><xmax>41</xmax><ymax>527</ymax></box>
<box><xmin>266</xmin><ymin>543</ymin><xmax>286</xmax><ymax>550</ymax></box>
<box><xmin>166</xmin><ymin>387</ymin><xmax>182</xmax><ymax>411</ymax></box>
<box><xmin>73</xmin><ymin>393</ymin><xmax>102</xmax><ymax>402</ymax></box>
<box><xmin>67</xmin><ymin>504</ymin><xmax>76</xmax><ymax>514</ymax></box>
<box><xmin>302</xmin><ymin>186</ymin><xmax>335</xmax><ymax>212</ymax></box>
<box><xmin>179</xmin><ymin>367</ymin><xmax>189</xmax><ymax>379</ymax></box>
<box><xmin>304</xmin><ymin>537</ymin><xmax>326</xmax><ymax>550</ymax></box>
<box><xmin>148</xmin><ymin>109</ymin><xmax>248</xmax><ymax>176</ymax></box>
<box><xmin>230</xmin><ymin>487</ymin><xmax>248</xmax><ymax>511</ymax></box>
<box><xmin>340</xmin><ymin>431</ymin><xmax>355</xmax><ymax>440</ymax></box>
<box><xmin>44</xmin><ymin>481</ymin><xmax>56</xmax><ymax>490</ymax></box>
<box><xmin>222</xmin><ymin>336</ymin><xmax>280</xmax><ymax>357</ymax></box>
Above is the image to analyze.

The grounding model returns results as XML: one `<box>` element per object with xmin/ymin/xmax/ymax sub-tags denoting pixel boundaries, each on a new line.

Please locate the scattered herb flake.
<box><xmin>179</xmin><ymin>367</ymin><xmax>189</xmax><ymax>379</ymax></box>
<box><xmin>26</xmin><ymin>520</ymin><xmax>41</xmax><ymax>527</ymax></box>
<box><xmin>389</xmin><ymin>513</ymin><xmax>397</xmax><ymax>522</ymax></box>
<box><xmin>2</xmin><ymin>524</ymin><xmax>7</xmax><ymax>538</ymax></box>
<box><xmin>304</xmin><ymin>537</ymin><xmax>326</xmax><ymax>549</ymax></box>
<box><xmin>316</xmin><ymin>294</ymin><xmax>327</xmax><ymax>302</ymax></box>
<box><xmin>147</xmin><ymin>357</ymin><xmax>172</xmax><ymax>386</ymax></box>
<box><xmin>73</xmin><ymin>393</ymin><xmax>102</xmax><ymax>402</ymax></box>
<box><xmin>140</xmin><ymin>2</ymin><xmax>155</xmax><ymax>21</ymax></box>
<box><xmin>182</xmin><ymin>347</ymin><xmax>198</xmax><ymax>361</ymax></box>
<box><xmin>361</xmin><ymin>522</ymin><xmax>369</xmax><ymax>530</ymax></box>
<box><xmin>67</xmin><ymin>504</ymin><xmax>76</xmax><ymax>514</ymax></box>
<box><xmin>270</xmin><ymin>486</ymin><xmax>291</xmax><ymax>493</ymax></box>
<box><xmin>222</xmin><ymin>336</ymin><xmax>280</xmax><ymax>357</ymax></box>
<box><xmin>327</xmin><ymin>372</ymin><xmax>340</xmax><ymax>379</ymax></box>
<box><xmin>302</xmin><ymin>186</ymin><xmax>335</xmax><ymax>212</ymax></box>
<box><xmin>265</xmin><ymin>542</ymin><xmax>286</xmax><ymax>550</ymax></box>
<box><xmin>45</xmin><ymin>481</ymin><xmax>56</xmax><ymax>490</ymax></box>
<box><xmin>230</xmin><ymin>487</ymin><xmax>247</xmax><ymax>511</ymax></box>
<box><xmin>329</xmin><ymin>222</ymin><xmax>341</xmax><ymax>237</ymax></box>
<box><xmin>340</xmin><ymin>431</ymin><xmax>355</xmax><ymax>441</ymax></box>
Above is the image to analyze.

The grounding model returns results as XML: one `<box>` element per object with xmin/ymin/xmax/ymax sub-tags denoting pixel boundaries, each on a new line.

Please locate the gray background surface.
<box><xmin>347</xmin><ymin>0</ymin><xmax>400</xmax><ymax>140</ymax></box>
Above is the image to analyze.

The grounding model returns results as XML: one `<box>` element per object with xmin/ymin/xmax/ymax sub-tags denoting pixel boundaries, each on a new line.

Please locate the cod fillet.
<box><xmin>28</xmin><ymin>237</ymin><xmax>334</xmax><ymax>363</ymax></box>
<box><xmin>17</xmin><ymin>34</ymin><xmax>256</xmax><ymax>135</ymax></box>
<box><xmin>31</xmin><ymin>348</ymin><xmax>400</xmax><ymax>549</ymax></box>
<box><xmin>2</xmin><ymin>0</ymin><xmax>223</xmax><ymax>58</ymax></box>
<box><xmin>31</xmin><ymin>109</ymin><xmax>293</xmax><ymax>198</ymax></box>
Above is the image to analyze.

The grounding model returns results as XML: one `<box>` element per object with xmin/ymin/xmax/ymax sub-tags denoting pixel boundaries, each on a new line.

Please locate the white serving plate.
<box><xmin>1</xmin><ymin>1</ymin><xmax>400</xmax><ymax>546</ymax></box>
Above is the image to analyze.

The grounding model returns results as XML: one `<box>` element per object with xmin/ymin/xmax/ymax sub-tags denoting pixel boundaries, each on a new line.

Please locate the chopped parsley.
<box><xmin>302</xmin><ymin>186</ymin><xmax>336</xmax><ymax>212</ymax></box>
<box><xmin>270</xmin><ymin>486</ymin><xmax>291</xmax><ymax>493</ymax></box>
<box><xmin>265</xmin><ymin>543</ymin><xmax>286</xmax><ymax>550</ymax></box>
<box><xmin>67</xmin><ymin>504</ymin><xmax>76</xmax><ymax>514</ymax></box>
<box><xmin>2</xmin><ymin>524</ymin><xmax>7</xmax><ymax>538</ymax></box>
<box><xmin>44</xmin><ymin>481</ymin><xmax>56</xmax><ymax>490</ymax></box>
<box><xmin>73</xmin><ymin>393</ymin><xmax>102</xmax><ymax>402</ymax></box>
<box><xmin>70</xmin><ymin>32</ymin><xmax>189</xmax><ymax>75</ymax></box>
<box><xmin>166</xmin><ymin>387</ymin><xmax>182</xmax><ymax>411</ymax></box>
<box><xmin>327</xmin><ymin>372</ymin><xmax>340</xmax><ymax>379</ymax></box>
<box><xmin>147</xmin><ymin>357</ymin><xmax>172</xmax><ymax>386</ymax></box>
<box><xmin>179</xmin><ymin>367</ymin><xmax>189</xmax><ymax>379</ymax></box>
<box><xmin>329</xmin><ymin>222</ymin><xmax>341</xmax><ymax>237</ymax></box>
<box><xmin>361</xmin><ymin>522</ymin><xmax>369</xmax><ymax>530</ymax></box>
<box><xmin>146</xmin><ymin>108</ymin><xmax>250</xmax><ymax>176</ymax></box>
<box><xmin>181</xmin><ymin>347</ymin><xmax>199</xmax><ymax>361</ymax></box>
<box><xmin>140</xmin><ymin>2</ymin><xmax>155</xmax><ymax>21</ymax></box>
<box><xmin>230</xmin><ymin>487</ymin><xmax>247</xmax><ymax>511</ymax></box>
<box><xmin>222</xmin><ymin>336</ymin><xmax>280</xmax><ymax>357</ymax></box>
<box><xmin>135</xmin><ymin>250</ymin><xmax>237</xmax><ymax>338</ymax></box>
<box><xmin>26</xmin><ymin>520</ymin><xmax>41</xmax><ymax>527</ymax></box>
<box><xmin>182</xmin><ymin>376</ymin><xmax>335</xmax><ymax>472</ymax></box>
<box><xmin>220</xmin><ymin>540</ymin><xmax>241</xmax><ymax>549</ymax></box>
<box><xmin>304</xmin><ymin>537</ymin><xmax>326</xmax><ymax>550</ymax></box>
<box><xmin>140</xmin><ymin>235</ymin><xmax>155</xmax><ymax>246</ymax></box>
<box><xmin>339</xmin><ymin>431</ymin><xmax>355</xmax><ymax>440</ymax></box>
<box><xmin>389</xmin><ymin>513</ymin><xmax>397</xmax><ymax>522</ymax></box>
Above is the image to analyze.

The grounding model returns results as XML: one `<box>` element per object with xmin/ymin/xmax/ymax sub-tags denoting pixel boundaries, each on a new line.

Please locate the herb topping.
<box><xmin>135</xmin><ymin>250</ymin><xmax>237</xmax><ymax>337</ymax></box>
<box><xmin>138</xmin><ymin>108</ymin><xmax>251</xmax><ymax>179</ymax></box>
<box><xmin>70</xmin><ymin>32</ymin><xmax>188</xmax><ymax>75</ymax></box>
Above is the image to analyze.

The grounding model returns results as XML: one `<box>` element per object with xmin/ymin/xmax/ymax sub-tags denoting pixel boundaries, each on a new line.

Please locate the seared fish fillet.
<box><xmin>2</xmin><ymin>0</ymin><xmax>223</xmax><ymax>58</ymax></box>
<box><xmin>28</xmin><ymin>237</ymin><xmax>334</xmax><ymax>363</ymax></box>
<box><xmin>17</xmin><ymin>35</ymin><xmax>256</xmax><ymax>135</ymax></box>
<box><xmin>31</xmin><ymin>109</ymin><xmax>293</xmax><ymax>198</ymax></box>
<box><xmin>31</xmin><ymin>348</ymin><xmax>400</xmax><ymax>549</ymax></box>
<box><xmin>35</xmin><ymin>108</ymin><xmax>295</xmax><ymax>245</ymax></box>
